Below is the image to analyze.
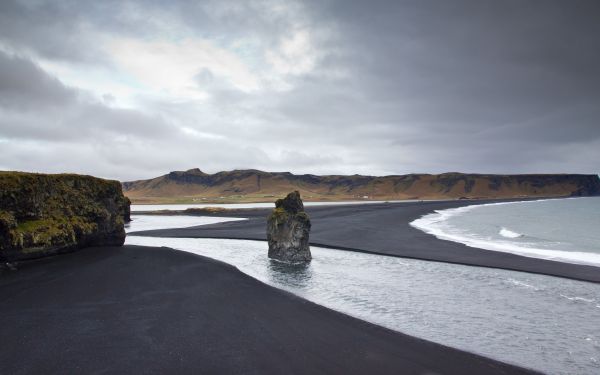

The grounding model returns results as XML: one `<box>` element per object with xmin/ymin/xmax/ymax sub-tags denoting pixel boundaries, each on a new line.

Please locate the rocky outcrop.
<box><xmin>0</xmin><ymin>171</ymin><xmax>130</xmax><ymax>262</ymax></box>
<box><xmin>266</xmin><ymin>191</ymin><xmax>311</xmax><ymax>262</ymax></box>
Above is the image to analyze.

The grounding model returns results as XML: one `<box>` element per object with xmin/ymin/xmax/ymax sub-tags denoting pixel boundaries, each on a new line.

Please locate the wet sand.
<box><xmin>131</xmin><ymin>200</ymin><xmax>600</xmax><ymax>283</ymax></box>
<box><xmin>0</xmin><ymin>245</ymin><xmax>536</xmax><ymax>374</ymax></box>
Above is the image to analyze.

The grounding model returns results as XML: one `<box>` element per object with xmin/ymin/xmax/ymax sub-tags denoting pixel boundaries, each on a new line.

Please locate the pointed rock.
<box><xmin>266</xmin><ymin>191</ymin><xmax>311</xmax><ymax>262</ymax></box>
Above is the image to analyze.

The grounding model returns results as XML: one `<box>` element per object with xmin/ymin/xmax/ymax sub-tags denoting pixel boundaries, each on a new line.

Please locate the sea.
<box><xmin>411</xmin><ymin>197</ymin><xmax>600</xmax><ymax>267</ymax></box>
<box><xmin>126</xmin><ymin>197</ymin><xmax>600</xmax><ymax>374</ymax></box>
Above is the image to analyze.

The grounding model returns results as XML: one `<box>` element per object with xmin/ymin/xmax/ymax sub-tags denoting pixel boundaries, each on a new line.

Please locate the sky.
<box><xmin>1</xmin><ymin>0</ymin><xmax>599</xmax><ymax>181</ymax></box>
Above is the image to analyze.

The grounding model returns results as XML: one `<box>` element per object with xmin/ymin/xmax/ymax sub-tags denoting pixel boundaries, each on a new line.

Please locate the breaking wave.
<box><xmin>410</xmin><ymin>198</ymin><xmax>600</xmax><ymax>267</ymax></box>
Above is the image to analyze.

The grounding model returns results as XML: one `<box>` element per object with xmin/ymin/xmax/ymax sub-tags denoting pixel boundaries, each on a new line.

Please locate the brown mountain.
<box><xmin>122</xmin><ymin>168</ymin><xmax>600</xmax><ymax>204</ymax></box>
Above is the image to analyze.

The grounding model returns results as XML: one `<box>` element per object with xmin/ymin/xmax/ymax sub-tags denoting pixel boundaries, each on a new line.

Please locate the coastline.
<box><xmin>130</xmin><ymin>199</ymin><xmax>600</xmax><ymax>283</ymax></box>
<box><xmin>0</xmin><ymin>244</ymin><xmax>537</xmax><ymax>374</ymax></box>
<box><xmin>410</xmin><ymin>197</ymin><xmax>600</xmax><ymax>267</ymax></box>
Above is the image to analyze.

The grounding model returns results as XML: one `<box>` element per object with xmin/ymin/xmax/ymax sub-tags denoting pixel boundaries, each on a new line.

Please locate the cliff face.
<box><xmin>123</xmin><ymin>168</ymin><xmax>600</xmax><ymax>203</ymax></box>
<box><xmin>0</xmin><ymin>171</ymin><xmax>130</xmax><ymax>261</ymax></box>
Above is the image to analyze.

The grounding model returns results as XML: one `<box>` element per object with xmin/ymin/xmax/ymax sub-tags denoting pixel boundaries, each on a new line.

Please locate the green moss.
<box><xmin>10</xmin><ymin>217</ymin><xmax>96</xmax><ymax>249</ymax></box>
<box><xmin>269</xmin><ymin>207</ymin><xmax>288</xmax><ymax>225</ymax></box>
<box><xmin>0</xmin><ymin>171</ymin><xmax>129</xmax><ymax>260</ymax></box>
<box><xmin>16</xmin><ymin>219</ymin><xmax>53</xmax><ymax>232</ymax></box>
<box><xmin>0</xmin><ymin>210</ymin><xmax>16</xmax><ymax>228</ymax></box>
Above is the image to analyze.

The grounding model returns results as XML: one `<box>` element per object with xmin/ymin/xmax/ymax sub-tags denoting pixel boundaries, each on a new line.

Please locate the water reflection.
<box><xmin>267</xmin><ymin>260</ymin><xmax>313</xmax><ymax>289</ymax></box>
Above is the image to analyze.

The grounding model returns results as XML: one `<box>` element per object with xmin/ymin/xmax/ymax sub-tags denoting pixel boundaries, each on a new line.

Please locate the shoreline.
<box><xmin>0</xmin><ymin>244</ymin><xmax>537</xmax><ymax>374</ymax></box>
<box><xmin>129</xmin><ymin>199</ymin><xmax>600</xmax><ymax>283</ymax></box>
<box><xmin>410</xmin><ymin>197</ymin><xmax>600</xmax><ymax>268</ymax></box>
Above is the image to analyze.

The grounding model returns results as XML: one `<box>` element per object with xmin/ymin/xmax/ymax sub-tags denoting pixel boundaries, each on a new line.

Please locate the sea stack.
<box><xmin>266</xmin><ymin>191</ymin><xmax>311</xmax><ymax>262</ymax></box>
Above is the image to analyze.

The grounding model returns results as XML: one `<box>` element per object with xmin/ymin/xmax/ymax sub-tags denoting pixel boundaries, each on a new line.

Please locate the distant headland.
<box><xmin>122</xmin><ymin>168</ymin><xmax>600</xmax><ymax>204</ymax></box>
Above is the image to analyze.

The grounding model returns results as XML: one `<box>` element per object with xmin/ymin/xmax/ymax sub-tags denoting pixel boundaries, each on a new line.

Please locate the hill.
<box><xmin>121</xmin><ymin>169</ymin><xmax>600</xmax><ymax>204</ymax></box>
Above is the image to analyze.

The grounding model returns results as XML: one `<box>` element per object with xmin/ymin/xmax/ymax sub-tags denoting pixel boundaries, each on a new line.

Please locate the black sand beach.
<box><xmin>132</xmin><ymin>200</ymin><xmax>600</xmax><ymax>283</ymax></box>
<box><xmin>0</xmin><ymin>245</ymin><xmax>536</xmax><ymax>374</ymax></box>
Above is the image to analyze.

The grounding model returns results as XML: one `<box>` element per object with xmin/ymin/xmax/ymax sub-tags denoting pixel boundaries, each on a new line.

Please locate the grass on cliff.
<box><xmin>0</xmin><ymin>171</ymin><xmax>129</xmax><ymax>259</ymax></box>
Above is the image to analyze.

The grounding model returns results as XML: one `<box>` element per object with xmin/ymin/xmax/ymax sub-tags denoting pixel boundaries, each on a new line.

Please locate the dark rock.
<box><xmin>0</xmin><ymin>171</ymin><xmax>130</xmax><ymax>261</ymax></box>
<box><xmin>267</xmin><ymin>191</ymin><xmax>311</xmax><ymax>262</ymax></box>
<box><xmin>123</xmin><ymin>197</ymin><xmax>132</xmax><ymax>223</ymax></box>
<box><xmin>275</xmin><ymin>190</ymin><xmax>304</xmax><ymax>214</ymax></box>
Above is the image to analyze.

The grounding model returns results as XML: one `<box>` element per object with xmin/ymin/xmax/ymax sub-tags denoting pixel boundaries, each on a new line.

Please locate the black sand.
<box><xmin>132</xmin><ymin>200</ymin><xmax>600</xmax><ymax>283</ymax></box>
<box><xmin>0</xmin><ymin>245</ymin><xmax>536</xmax><ymax>374</ymax></box>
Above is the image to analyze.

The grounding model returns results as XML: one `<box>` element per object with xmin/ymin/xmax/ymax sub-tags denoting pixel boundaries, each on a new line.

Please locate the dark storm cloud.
<box><xmin>0</xmin><ymin>51</ymin><xmax>76</xmax><ymax>109</ymax></box>
<box><xmin>308</xmin><ymin>0</ymin><xmax>600</xmax><ymax>125</ymax></box>
<box><xmin>0</xmin><ymin>0</ymin><xmax>599</xmax><ymax>179</ymax></box>
<box><xmin>0</xmin><ymin>0</ymin><xmax>101</xmax><ymax>62</ymax></box>
<box><xmin>277</xmin><ymin>0</ymin><xmax>600</xmax><ymax>172</ymax></box>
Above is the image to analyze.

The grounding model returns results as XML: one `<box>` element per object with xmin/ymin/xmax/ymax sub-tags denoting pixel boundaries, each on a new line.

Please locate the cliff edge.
<box><xmin>0</xmin><ymin>171</ymin><xmax>130</xmax><ymax>262</ymax></box>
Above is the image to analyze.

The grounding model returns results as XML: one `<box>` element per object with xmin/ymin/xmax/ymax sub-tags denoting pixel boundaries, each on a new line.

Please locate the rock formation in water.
<box><xmin>266</xmin><ymin>191</ymin><xmax>311</xmax><ymax>262</ymax></box>
<box><xmin>0</xmin><ymin>171</ymin><xmax>131</xmax><ymax>261</ymax></box>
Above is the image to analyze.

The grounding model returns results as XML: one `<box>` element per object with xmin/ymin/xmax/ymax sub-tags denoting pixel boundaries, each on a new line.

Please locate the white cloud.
<box><xmin>180</xmin><ymin>126</ymin><xmax>225</xmax><ymax>140</ymax></box>
<box><xmin>107</xmin><ymin>37</ymin><xmax>261</xmax><ymax>100</ymax></box>
<box><xmin>37</xmin><ymin>59</ymin><xmax>141</xmax><ymax>107</ymax></box>
<box><xmin>266</xmin><ymin>29</ymin><xmax>318</xmax><ymax>76</ymax></box>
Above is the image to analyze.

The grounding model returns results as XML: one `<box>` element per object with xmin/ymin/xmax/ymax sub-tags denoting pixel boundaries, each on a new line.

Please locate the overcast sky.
<box><xmin>1</xmin><ymin>0</ymin><xmax>599</xmax><ymax>181</ymax></box>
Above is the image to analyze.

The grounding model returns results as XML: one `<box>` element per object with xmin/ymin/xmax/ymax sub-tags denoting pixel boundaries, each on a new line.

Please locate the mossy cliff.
<box><xmin>0</xmin><ymin>171</ymin><xmax>130</xmax><ymax>261</ymax></box>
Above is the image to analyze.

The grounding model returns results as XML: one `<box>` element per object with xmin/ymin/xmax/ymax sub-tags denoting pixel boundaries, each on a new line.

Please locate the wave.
<box><xmin>410</xmin><ymin>199</ymin><xmax>600</xmax><ymax>267</ymax></box>
<box><xmin>559</xmin><ymin>294</ymin><xmax>595</xmax><ymax>303</ymax></box>
<box><xmin>506</xmin><ymin>278</ymin><xmax>540</xmax><ymax>291</ymax></box>
<box><xmin>499</xmin><ymin>227</ymin><xmax>523</xmax><ymax>238</ymax></box>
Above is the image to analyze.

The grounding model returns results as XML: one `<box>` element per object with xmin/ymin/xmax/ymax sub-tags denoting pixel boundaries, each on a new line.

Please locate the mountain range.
<box><xmin>122</xmin><ymin>168</ymin><xmax>600</xmax><ymax>204</ymax></box>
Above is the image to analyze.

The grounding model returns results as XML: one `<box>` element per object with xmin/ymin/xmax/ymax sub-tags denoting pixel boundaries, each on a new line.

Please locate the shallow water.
<box><xmin>127</xmin><ymin>216</ymin><xmax>600</xmax><ymax>375</ymax></box>
<box><xmin>130</xmin><ymin>199</ymin><xmax>418</xmax><ymax>212</ymax></box>
<box><xmin>411</xmin><ymin>197</ymin><xmax>600</xmax><ymax>266</ymax></box>
<box><xmin>125</xmin><ymin>215</ymin><xmax>245</xmax><ymax>232</ymax></box>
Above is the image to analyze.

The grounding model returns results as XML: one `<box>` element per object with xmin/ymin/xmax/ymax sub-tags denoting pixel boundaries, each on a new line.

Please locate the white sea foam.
<box><xmin>410</xmin><ymin>199</ymin><xmax>600</xmax><ymax>267</ymax></box>
<box><xmin>507</xmin><ymin>278</ymin><xmax>540</xmax><ymax>291</ymax></box>
<box><xmin>499</xmin><ymin>227</ymin><xmax>523</xmax><ymax>238</ymax></box>
<box><xmin>560</xmin><ymin>295</ymin><xmax>595</xmax><ymax>303</ymax></box>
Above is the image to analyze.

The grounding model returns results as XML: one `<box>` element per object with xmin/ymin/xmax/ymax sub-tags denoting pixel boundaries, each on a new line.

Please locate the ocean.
<box><xmin>411</xmin><ymin>197</ymin><xmax>600</xmax><ymax>266</ymax></box>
